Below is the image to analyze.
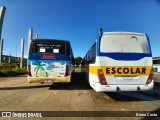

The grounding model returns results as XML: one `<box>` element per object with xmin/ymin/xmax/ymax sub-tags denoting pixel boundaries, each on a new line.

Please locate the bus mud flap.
<box><xmin>117</xmin><ymin>87</ymin><xmax>120</xmax><ymax>91</ymax></box>
<box><xmin>137</xmin><ymin>86</ymin><xmax>140</xmax><ymax>91</ymax></box>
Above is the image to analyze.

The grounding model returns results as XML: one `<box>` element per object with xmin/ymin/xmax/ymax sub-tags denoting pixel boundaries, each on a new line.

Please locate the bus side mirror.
<box><xmin>99</xmin><ymin>28</ymin><xmax>103</xmax><ymax>35</ymax></box>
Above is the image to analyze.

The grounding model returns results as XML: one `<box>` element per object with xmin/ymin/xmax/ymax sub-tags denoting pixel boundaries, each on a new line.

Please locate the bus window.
<box><xmin>100</xmin><ymin>34</ymin><xmax>150</xmax><ymax>53</ymax></box>
<box><xmin>31</xmin><ymin>42</ymin><xmax>66</xmax><ymax>55</ymax></box>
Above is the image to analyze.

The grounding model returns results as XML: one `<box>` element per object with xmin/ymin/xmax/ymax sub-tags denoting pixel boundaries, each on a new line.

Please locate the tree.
<box><xmin>74</xmin><ymin>57</ymin><xmax>82</xmax><ymax>67</ymax></box>
<box><xmin>33</xmin><ymin>60</ymin><xmax>46</xmax><ymax>77</ymax></box>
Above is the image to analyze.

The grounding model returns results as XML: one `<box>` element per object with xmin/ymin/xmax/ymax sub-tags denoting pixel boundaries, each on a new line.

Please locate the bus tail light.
<box><xmin>27</xmin><ymin>65</ymin><xmax>32</xmax><ymax>77</ymax></box>
<box><xmin>65</xmin><ymin>66</ymin><xmax>70</xmax><ymax>76</ymax></box>
<box><xmin>145</xmin><ymin>69</ymin><xmax>153</xmax><ymax>85</ymax></box>
<box><xmin>97</xmin><ymin>69</ymin><xmax>107</xmax><ymax>85</ymax></box>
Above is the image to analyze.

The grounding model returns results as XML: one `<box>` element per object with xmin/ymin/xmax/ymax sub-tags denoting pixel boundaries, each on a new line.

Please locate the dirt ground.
<box><xmin>0</xmin><ymin>72</ymin><xmax>160</xmax><ymax>120</ymax></box>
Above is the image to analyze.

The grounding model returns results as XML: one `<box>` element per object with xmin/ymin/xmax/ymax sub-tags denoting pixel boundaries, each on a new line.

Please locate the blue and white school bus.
<box><xmin>27</xmin><ymin>39</ymin><xmax>75</xmax><ymax>83</ymax></box>
<box><xmin>81</xmin><ymin>29</ymin><xmax>154</xmax><ymax>92</ymax></box>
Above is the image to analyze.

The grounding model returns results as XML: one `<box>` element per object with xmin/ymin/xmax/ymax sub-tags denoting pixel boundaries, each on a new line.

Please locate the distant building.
<box><xmin>153</xmin><ymin>57</ymin><xmax>160</xmax><ymax>72</ymax></box>
<box><xmin>1</xmin><ymin>55</ymin><xmax>27</xmax><ymax>64</ymax></box>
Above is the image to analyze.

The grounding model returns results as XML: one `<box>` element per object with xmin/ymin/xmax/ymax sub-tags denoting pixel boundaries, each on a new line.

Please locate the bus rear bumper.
<box><xmin>27</xmin><ymin>75</ymin><xmax>71</xmax><ymax>83</ymax></box>
<box><xmin>95</xmin><ymin>80</ymin><xmax>154</xmax><ymax>92</ymax></box>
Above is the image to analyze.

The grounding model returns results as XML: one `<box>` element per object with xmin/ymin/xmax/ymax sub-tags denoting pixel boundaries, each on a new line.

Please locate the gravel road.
<box><xmin>0</xmin><ymin>72</ymin><xmax>160</xmax><ymax>120</ymax></box>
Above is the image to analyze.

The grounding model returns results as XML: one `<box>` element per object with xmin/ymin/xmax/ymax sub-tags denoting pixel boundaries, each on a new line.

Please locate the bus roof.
<box><xmin>103</xmin><ymin>32</ymin><xmax>146</xmax><ymax>36</ymax></box>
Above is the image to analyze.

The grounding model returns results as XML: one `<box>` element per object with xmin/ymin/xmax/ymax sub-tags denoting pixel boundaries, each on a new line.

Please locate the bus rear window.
<box><xmin>100</xmin><ymin>34</ymin><xmax>150</xmax><ymax>53</ymax></box>
<box><xmin>31</xmin><ymin>42</ymin><xmax>66</xmax><ymax>54</ymax></box>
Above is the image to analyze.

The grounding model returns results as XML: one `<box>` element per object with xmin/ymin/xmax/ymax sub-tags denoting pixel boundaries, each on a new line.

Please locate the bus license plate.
<box><xmin>44</xmin><ymin>80</ymin><xmax>52</xmax><ymax>83</ymax></box>
<box><xmin>122</xmin><ymin>77</ymin><xmax>133</xmax><ymax>80</ymax></box>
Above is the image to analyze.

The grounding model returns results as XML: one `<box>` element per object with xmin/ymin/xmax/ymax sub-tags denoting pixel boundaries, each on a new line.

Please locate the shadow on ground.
<box><xmin>49</xmin><ymin>72</ymin><xmax>92</xmax><ymax>90</ymax></box>
<box><xmin>0</xmin><ymin>72</ymin><xmax>91</xmax><ymax>91</ymax></box>
<box><xmin>105</xmin><ymin>82</ymin><xmax>160</xmax><ymax>101</ymax></box>
<box><xmin>0</xmin><ymin>85</ymin><xmax>51</xmax><ymax>90</ymax></box>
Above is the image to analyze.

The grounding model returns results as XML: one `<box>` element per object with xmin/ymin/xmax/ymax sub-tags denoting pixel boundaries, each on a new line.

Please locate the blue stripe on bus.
<box><xmin>28</xmin><ymin>60</ymin><xmax>71</xmax><ymax>64</ymax></box>
<box><xmin>97</xmin><ymin>53</ymin><xmax>152</xmax><ymax>61</ymax></box>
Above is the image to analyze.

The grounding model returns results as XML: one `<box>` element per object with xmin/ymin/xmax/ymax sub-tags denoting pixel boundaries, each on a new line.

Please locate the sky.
<box><xmin>0</xmin><ymin>0</ymin><xmax>160</xmax><ymax>58</ymax></box>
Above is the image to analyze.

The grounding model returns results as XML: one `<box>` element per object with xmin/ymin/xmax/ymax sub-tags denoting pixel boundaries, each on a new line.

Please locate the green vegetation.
<box><xmin>0</xmin><ymin>57</ymin><xmax>27</xmax><ymax>77</ymax></box>
<box><xmin>1</xmin><ymin>58</ymin><xmax>27</xmax><ymax>66</ymax></box>
<box><xmin>74</xmin><ymin>57</ymin><xmax>82</xmax><ymax>67</ymax></box>
<box><xmin>0</xmin><ymin>68</ymin><xmax>27</xmax><ymax>77</ymax></box>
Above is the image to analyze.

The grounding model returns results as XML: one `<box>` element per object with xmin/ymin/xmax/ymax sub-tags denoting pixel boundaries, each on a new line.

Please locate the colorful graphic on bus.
<box><xmin>27</xmin><ymin>39</ymin><xmax>74</xmax><ymax>83</ymax></box>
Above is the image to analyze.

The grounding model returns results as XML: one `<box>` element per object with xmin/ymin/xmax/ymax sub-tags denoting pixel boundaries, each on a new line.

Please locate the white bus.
<box><xmin>81</xmin><ymin>29</ymin><xmax>154</xmax><ymax>92</ymax></box>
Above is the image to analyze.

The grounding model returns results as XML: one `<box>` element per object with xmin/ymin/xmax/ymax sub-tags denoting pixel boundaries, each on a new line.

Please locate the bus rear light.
<box><xmin>97</xmin><ymin>69</ymin><xmax>107</xmax><ymax>85</ymax></box>
<box><xmin>27</xmin><ymin>65</ymin><xmax>32</xmax><ymax>77</ymax></box>
<box><xmin>145</xmin><ymin>69</ymin><xmax>153</xmax><ymax>85</ymax></box>
<box><xmin>65</xmin><ymin>66</ymin><xmax>70</xmax><ymax>76</ymax></box>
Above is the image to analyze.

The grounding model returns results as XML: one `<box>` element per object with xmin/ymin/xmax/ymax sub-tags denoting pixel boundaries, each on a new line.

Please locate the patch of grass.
<box><xmin>12</xmin><ymin>68</ymin><xmax>27</xmax><ymax>75</ymax></box>
<box><xmin>0</xmin><ymin>68</ymin><xmax>27</xmax><ymax>77</ymax></box>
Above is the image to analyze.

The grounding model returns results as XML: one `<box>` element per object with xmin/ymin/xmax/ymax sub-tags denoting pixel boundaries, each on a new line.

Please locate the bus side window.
<box><xmin>89</xmin><ymin>43</ymin><xmax>96</xmax><ymax>64</ymax></box>
<box><xmin>84</xmin><ymin>55</ymin><xmax>87</xmax><ymax>65</ymax></box>
<box><xmin>87</xmin><ymin>51</ymin><xmax>90</xmax><ymax>64</ymax></box>
<box><xmin>92</xmin><ymin>43</ymin><xmax>96</xmax><ymax>63</ymax></box>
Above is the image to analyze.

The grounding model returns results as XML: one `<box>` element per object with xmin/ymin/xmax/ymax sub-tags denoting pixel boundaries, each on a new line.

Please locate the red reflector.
<box><xmin>145</xmin><ymin>69</ymin><xmax>153</xmax><ymax>85</ymax></box>
<box><xmin>27</xmin><ymin>65</ymin><xmax>32</xmax><ymax>77</ymax></box>
<box><xmin>97</xmin><ymin>69</ymin><xmax>107</xmax><ymax>85</ymax></box>
<box><xmin>106</xmin><ymin>85</ymin><xmax>110</xmax><ymax>87</ymax></box>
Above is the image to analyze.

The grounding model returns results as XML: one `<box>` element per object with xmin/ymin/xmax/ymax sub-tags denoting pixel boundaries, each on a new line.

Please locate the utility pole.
<box><xmin>20</xmin><ymin>39</ymin><xmax>24</xmax><ymax>68</ymax></box>
<box><xmin>28</xmin><ymin>28</ymin><xmax>33</xmax><ymax>56</ymax></box>
<box><xmin>35</xmin><ymin>33</ymin><xmax>38</xmax><ymax>39</ymax></box>
<box><xmin>0</xmin><ymin>39</ymin><xmax>3</xmax><ymax>65</ymax></box>
<box><xmin>16</xmin><ymin>46</ymin><xmax>18</xmax><ymax>57</ymax></box>
<box><xmin>28</xmin><ymin>28</ymin><xmax>33</xmax><ymax>70</ymax></box>
<box><xmin>9</xmin><ymin>52</ymin><xmax>11</xmax><ymax>64</ymax></box>
<box><xmin>0</xmin><ymin>6</ymin><xmax>6</xmax><ymax>40</ymax></box>
<box><xmin>0</xmin><ymin>6</ymin><xmax>6</xmax><ymax>65</ymax></box>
